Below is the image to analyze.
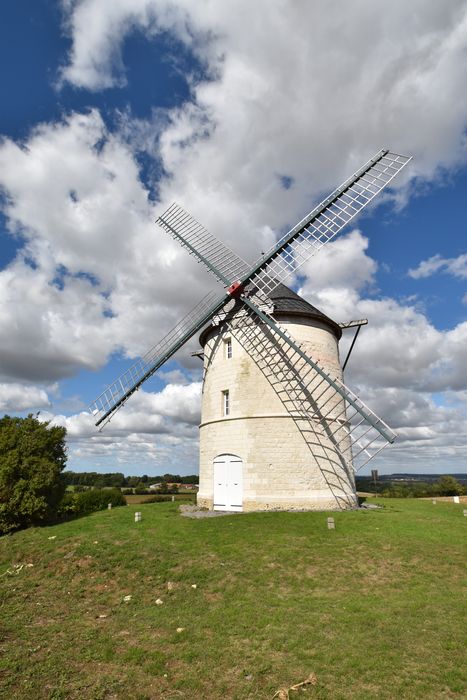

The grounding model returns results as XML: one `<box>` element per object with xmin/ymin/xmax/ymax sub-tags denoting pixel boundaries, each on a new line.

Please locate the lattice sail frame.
<box><xmin>90</xmin><ymin>149</ymin><xmax>411</xmax><ymax>466</ymax></box>
<box><xmin>249</xmin><ymin>151</ymin><xmax>411</xmax><ymax>298</ymax></box>
<box><xmin>157</xmin><ymin>203</ymin><xmax>250</xmax><ymax>286</ymax></box>
<box><xmin>90</xmin><ymin>290</ymin><xmax>226</xmax><ymax>428</ymax></box>
<box><xmin>230</xmin><ymin>298</ymin><xmax>396</xmax><ymax>472</ymax></box>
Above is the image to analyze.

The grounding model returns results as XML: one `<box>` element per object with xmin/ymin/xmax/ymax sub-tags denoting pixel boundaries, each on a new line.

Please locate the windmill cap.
<box><xmin>199</xmin><ymin>283</ymin><xmax>341</xmax><ymax>347</ymax></box>
<box><xmin>267</xmin><ymin>283</ymin><xmax>342</xmax><ymax>339</ymax></box>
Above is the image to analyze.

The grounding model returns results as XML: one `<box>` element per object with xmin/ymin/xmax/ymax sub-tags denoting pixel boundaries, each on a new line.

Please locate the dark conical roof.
<box><xmin>199</xmin><ymin>283</ymin><xmax>341</xmax><ymax>347</ymax></box>
<box><xmin>268</xmin><ymin>284</ymin><xmax>342</xmax><ymax>339</ymax></box>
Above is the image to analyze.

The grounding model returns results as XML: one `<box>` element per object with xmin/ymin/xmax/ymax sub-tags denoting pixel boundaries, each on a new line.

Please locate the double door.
<box><xmin>213</xmin><ymin>454</ymin><xmax>243</xmax><ymax>511</ymax></box>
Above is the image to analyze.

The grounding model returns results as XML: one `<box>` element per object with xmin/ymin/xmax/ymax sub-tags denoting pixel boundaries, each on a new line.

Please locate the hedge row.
<box><xmin>58</xmin><ymin>488</ymin><xmax>126</xmax><ymax>517</ymax></box>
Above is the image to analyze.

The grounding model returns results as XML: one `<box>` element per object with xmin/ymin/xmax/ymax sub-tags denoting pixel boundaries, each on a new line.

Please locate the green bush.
<box><xmin>143</xmin><ymin>495</ymin><xmax>173</xmax><ymax>503</ymax></box>
<box><xmin>145</xmin><ymin>494</ymin><xmax>195</xmax><ymax>503</ymax></box>
<box><xmin>56</xmin><ymin>488</ymin><xmax>126</xmax><ymax>520</ymax></box>
<box><xmin>126</xmin><ymin>494</ymin><xmax>195</xmax><ymax>504</ymax></box>
<box><xmin>56</xmin><ymin>492</ymin><xmax>79</xmax><ymax>519</ymax></box>
<box><xmin>72</xmin><ymin>488</ymin><xmax>126</xmax><ymax>516</ymax></box>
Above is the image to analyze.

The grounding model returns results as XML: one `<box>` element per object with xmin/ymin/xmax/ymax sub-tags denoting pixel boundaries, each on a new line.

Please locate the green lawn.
<box><xmin>0</xmin><ymin>499</ymin><xmax>465</xmax><ymax>699</ymax></box>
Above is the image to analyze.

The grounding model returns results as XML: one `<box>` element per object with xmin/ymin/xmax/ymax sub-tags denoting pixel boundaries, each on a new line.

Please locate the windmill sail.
<box><xmin>156</xmin><ymin>203</ymin><xmax>250</xmax><ymax>287</ymax></box>
<box><xmin>157</xmin><ymin>152</ymin><xmax>411</xmax><ymax>304</ymax></box>
<box><xmin>225</xmin><ymin>308</ymin><xmax>355</xmax><ymax>508</ymax></box>
<box><xmin>89</xmin><ymin>290</ymin><xmax>228</xmax><ymax>428</ymax></box>
<box><xmin>153</xmin><ymin>154</ymin><xmax>405</xmax><ymax>465</ymax></box>
<box><xmin>229</xmin><ymin>297</ymin><xmax>396</xmax><ymax>473</ymax></box>
<box><xmin>91</xmin><ymin>147</ymin><xmax>410</xmax><ymax>438</ymax></box>
<box><xmin>228</xmin><ymin>300</ymin><xmax>396</xmax><ymax>482</ymax></box>
<box><xmin>248</xmin><ymin>151</ymin><xmax>411</xmax><ymax>298</ymax></box>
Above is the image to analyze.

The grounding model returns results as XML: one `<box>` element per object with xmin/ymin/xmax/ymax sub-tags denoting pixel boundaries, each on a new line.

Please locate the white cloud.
<box><xmin>295</xmin><ymin>230</ymin><xmax>467</xmax><ymax>471</ymax></box>
<box><xmin>60</xmin><ymin>0</ymin><xmax>200</xmax><ymax>91</ymax></box>
<box><xmin>300</xmin><ymin>230</ymin><xmax>377</xmax><ymax>295</ymax></box>
<box><xmin>0</xmin><ymin>110</ymin><xmax>218</xmax><ymax>382</ymax></box>
<box><xmin>50</xmin><ymin>382</ymin><xmax>201</xmax><ymax>437</ymax></box>
<box><xmin>157</xmin><ymin>368</ymin><xmax>193</xmax><ymax>385</ymax></box>
<box><xmin>60</xmin><ymin>0</ymin><xmax>467</xmax><ymax>188</ymax></box>
<box><xmin>1</xmin><ymin>1</ymin><xmax>467</xmax><ymax>474</ymax></box>
<box><xmin>42</xmin><ymin>381</ymin><xmax>201</xmax><ymax>473</ymax></box>
<box><xmin>300</xmin><ymin>232</ymin><xmax>467</xmax><ymax>394</ymax></box>
<box><xmin>3</xmin><ymin>2</ymin><xmax>467</xmax><ymax>391</ymax></box>
<box><xmin>0</xmin><ymin>383</ymin><xmax>51</xmax><ymax>413</ymax></box>
<box><xmin>0</xmin><ymin>257</ymin><xmax>111</xmax><ymax>381</ymax></box>
<box><xmin>408</xmin><ymin>252</ymin><xmax>467</xmax><ymax>279</ymax></box>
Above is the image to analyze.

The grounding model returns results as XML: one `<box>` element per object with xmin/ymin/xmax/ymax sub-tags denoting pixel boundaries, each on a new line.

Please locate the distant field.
<box><xmin>359</xmin><ymin>493</ymin><xmax>467</xmax><ymax>503</ymax></box>
<box><xmin>0</xmin><ymin>499</ymin><xmax>465</xmax><ymax>699</ymax></box>
<box><xmin>420</xmin><ymin>495</ymin><xmax>467</xmax><ymax>503</ymax></box>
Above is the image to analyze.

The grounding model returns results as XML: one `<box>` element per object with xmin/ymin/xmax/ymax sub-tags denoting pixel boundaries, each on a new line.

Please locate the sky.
<box><xmin>0</xmin><ymin>0</ymin><xmax>466</xmax><ymax>477</ymax></box>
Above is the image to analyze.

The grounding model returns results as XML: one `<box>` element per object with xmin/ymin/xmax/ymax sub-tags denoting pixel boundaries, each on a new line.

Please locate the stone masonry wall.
<box><xmin>198</xmin><ymin>313</ymin><xmax>357</xmax><ymax>511</ymax></box>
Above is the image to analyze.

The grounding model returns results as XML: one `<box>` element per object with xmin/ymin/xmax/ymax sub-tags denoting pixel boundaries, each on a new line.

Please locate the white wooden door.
<box><xmin>213</xmin><ymin>454</ymin><xmax>243</xmax><ymax>511</ymax></box>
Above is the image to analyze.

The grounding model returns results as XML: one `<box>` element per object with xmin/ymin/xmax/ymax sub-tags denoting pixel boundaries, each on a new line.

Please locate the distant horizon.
<box><xmin>63</xmin><ymin>467</ymin><xmax>467</xmax><ymax>479</ymax></box>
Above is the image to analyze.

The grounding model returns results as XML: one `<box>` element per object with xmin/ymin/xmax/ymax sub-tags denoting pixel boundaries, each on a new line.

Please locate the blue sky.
<box><xmin>0</xmin><ymin>1</ymin><xmax>466</xmax><ymax>476</ymax></box>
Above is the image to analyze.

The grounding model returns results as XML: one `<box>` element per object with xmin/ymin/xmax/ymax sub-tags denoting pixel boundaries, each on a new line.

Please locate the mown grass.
<box><xmin>0</xmin><ymin>499</ymin><xmax>465</xmax><ymax>699</ymax></box>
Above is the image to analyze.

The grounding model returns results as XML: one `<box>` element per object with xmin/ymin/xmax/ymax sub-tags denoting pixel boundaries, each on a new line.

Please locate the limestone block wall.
<box><xmin>198</xmin><ymin>314</ymin><xmax>357</xmax><ymax>511</ymax></box>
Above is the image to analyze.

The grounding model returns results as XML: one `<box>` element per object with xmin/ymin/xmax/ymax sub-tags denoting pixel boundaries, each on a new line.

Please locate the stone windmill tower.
<box><xmin>197</xmin><ymin>284</ymin><xmax>356</xmax><ymax>511</ymax></box>
<box><xmin>90</xmin><ymin>150</ymin><xmax>411</xmax><ymax>511</ymax></box>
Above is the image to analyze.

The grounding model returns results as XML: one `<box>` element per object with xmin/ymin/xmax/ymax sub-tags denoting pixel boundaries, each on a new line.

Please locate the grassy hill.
<box><xmin>0</xmin><ymin>500</ymin><xmax>465</xmax><ymax>699</ymax></box>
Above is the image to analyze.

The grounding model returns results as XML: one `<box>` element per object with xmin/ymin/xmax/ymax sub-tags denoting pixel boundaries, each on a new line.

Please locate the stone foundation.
<box><xmin>197</xmin><ymin>494</ymin><xmax>357</xmax><ymax>512</ymax></box>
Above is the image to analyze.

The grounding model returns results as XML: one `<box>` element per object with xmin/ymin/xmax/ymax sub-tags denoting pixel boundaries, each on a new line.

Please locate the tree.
<box><xmin>436</xmin><ymin>475</ymin><xmax>463</xmax><ymax>497</ymax></box>
<box><xmin>163</xmin><ymin>473</ymin><xmax>181</xmax><ymax>483</ymax></box>
<box><xmin>182</xmin><ymin>475</ymin><xmax>199</xmax><ymax>484</ymax></box>
<box><xmin>0</xmin><ymin>414</ymin><xmax>67</xmax><ymax>534</ymax></box>
<box><xmin>158</xmin><ymin>481</ymin><xmax>169</xmax><ymax>494</ymax></box>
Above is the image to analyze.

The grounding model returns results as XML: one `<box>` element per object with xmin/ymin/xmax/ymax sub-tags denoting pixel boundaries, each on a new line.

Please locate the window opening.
<box><xmin>222</xmin><ymin>390</ymin><xmax>230</xmax><ymax>416</ymax></box>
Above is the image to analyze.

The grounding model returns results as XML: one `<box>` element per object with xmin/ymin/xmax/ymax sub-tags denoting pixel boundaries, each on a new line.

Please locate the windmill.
<box><xmin>90</xmin><ymin>149</ymin><xmax>411</xmax><ymax>511</ymax></box>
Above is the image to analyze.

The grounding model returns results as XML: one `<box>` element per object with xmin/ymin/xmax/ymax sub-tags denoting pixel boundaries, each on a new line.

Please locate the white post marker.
<box><xmin>327</xmin><ymin>517</ymin><xmax>335</xmax><ymax>530</ymax></box>
<box><xmin>135</xmin><ymin>511</ymin><xmax>142</xmax><ymax>522</ymax></box>
<box><xmin>108</xmin><ymin>503</ymin><xmax>112</xmax><ymax>510</ymax></box>
<box><xmin>453</xmin><ymin>496</ymin><xmax>460</xmax><ymax>504</ymax></box>
<box><xmin>432</xmin><ymin>499</ymin><xmax>437</xmax><ymax>505</ymax></box>
<box><xmin>463</xmin><ymin>510</ymin><xmax>467</xmax><ymax>517</ymax></box>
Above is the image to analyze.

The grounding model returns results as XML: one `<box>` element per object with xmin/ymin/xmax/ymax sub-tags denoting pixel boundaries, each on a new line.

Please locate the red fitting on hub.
<box><xmin>227</xmin><ymin>280</ymin><xmax>244</xmax><ymax>297</ymax></box>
